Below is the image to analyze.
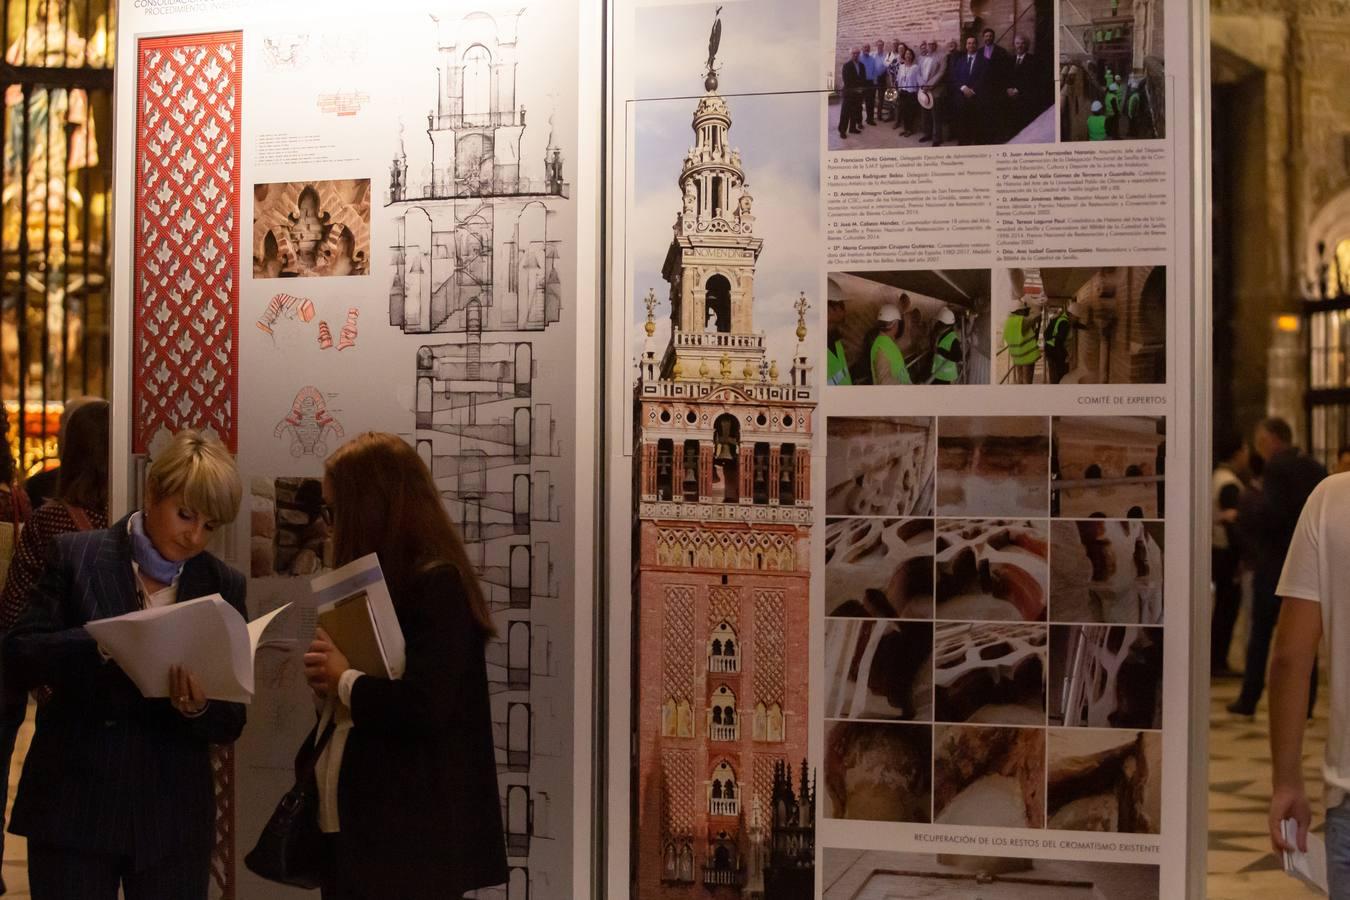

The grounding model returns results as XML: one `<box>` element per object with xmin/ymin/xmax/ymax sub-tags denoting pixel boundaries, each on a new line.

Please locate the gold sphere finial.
<box><xmin>643</xmin><ymin>288</ymin><xmax>658</xmax><ymax>337</ymax></box>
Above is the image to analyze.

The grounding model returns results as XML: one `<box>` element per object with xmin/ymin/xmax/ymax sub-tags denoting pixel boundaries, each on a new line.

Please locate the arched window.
<box><xmin>710</xmin><ymin>685</ymin><xmax>737</xmax><ymax>741</ymax></box>
<box><xmin>508</xmin><ymin>622</ymin><xmax>530</xmax><ymax>690</ymax></box>
<box><xmin>779</xmin><ymin>444</ymin><xmax>796</xmax><ymax>504</ymax></box>
<box><xmin>705</xmin><ymin>275</ymin><xmax>732</xmax><ymax>334</ymax></box>
<box><xmin>707</xmin><ymin>622</ymin><xmax>739</xmax><ymax>673</ymax></box>
<box><xmin>682</xmin><ymin>439</ymin><xmax>700</xmax><ymax>501</ymax></box>
<box><xmin>709</xmin><ymin>760</ymin><xmax>739</xmax><ymax>816</ymax></box>
<box><xmin>510</xmin><ymin>545</ymin><xmax>531</xmax><ymax>608</ymax></box>
<box><xmin>507</xmin><ymin>703</ymin><xmax>530</xmax><ymax>772</ymax></box>
<box><xmin>752</xmin><ymin>443</ymin><xmax>770</xmax><ymax>504</ymax></box>
<box><xmin>712</xmin><ymin>413</ymin><xmax>741</xmax><ymax>503</ymax></box>
<box><xmin>656</xmin><ymin>439</ymin><xmax>674</xmax><ymax>500</ymax></box>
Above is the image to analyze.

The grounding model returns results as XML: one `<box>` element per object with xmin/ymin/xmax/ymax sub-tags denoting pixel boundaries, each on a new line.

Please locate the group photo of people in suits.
<box><xmin>830</xmin><ymin>1</ymin><xmax>1056</xmax><ymax>150</ymax></box>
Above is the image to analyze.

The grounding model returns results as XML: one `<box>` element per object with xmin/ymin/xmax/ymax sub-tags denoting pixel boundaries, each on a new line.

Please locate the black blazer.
<box><xmin>3</xmin><ymin>513</ymin><xmax>246</xmax><ymax>866</ymax></box>
<box><xmin>314</xmin><ymin>563</ymin><xmax>507</xmax><ymax>899</ymax></box>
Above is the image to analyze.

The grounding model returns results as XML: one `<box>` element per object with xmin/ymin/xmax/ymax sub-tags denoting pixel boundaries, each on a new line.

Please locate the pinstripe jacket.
<box><xmin>2</xmin><ymin>513</ymin><xmax>246</xmax><ymax>865</ymax></box>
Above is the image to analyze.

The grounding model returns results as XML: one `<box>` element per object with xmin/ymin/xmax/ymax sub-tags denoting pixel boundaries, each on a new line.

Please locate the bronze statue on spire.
<box><xmin>704</xmin><ymin>7</ymin><xmax>723</xmax><ymax>90</ymax></box>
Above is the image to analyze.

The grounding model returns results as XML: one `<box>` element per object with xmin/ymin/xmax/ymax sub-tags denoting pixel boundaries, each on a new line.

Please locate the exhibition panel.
<box><xmin>109</xmin><ymin>3</ymin><xmax>598</xmax><ymax>898</ymax></box>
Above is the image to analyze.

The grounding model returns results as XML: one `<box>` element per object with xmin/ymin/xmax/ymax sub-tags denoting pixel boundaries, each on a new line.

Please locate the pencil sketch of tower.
<box><xmin>387</xmin><ymin>8</ymin><xmax>566</xmax><ymax>337</ymax></box>
<box><xmin>393</xmin><ymin>9</ymin><xmax>574</xmax><ymax>900</ymax></box>
<box><xmin>631</xmin><ymin>13</ymin><xmax>815</xmax><ymax>898</ymax></box>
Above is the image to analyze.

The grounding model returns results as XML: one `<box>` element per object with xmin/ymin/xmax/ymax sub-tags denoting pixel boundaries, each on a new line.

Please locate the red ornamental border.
<box><xmin>132</xmin><ymin>32</ymin><xmax>242</xmax><ymax>453</ymax></box>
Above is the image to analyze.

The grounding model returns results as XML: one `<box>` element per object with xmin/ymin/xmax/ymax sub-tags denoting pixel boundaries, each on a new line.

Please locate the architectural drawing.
<box><xmin>414</xmin><ymin>338</ymin><xmax>566</xmax><ymax>900</ymax></box>
<box><xmin>253</xmin><ymin>179</ymin><xmax>371</xmax><ymax>278</ymax></box>
<box><xmin>631</xmin><ymin>14</ymin><xmax>815</xmax><ymax>897</ymax></box>
<box><xmin>260</xmin><ymin>32</ymin><xmax>309</xmax><ymax>70</ymax></box>
<box><xmin>385</xmin><ymin>11</ymin><xmax>578</xmax><ymax>898</ymax></box>
<box><xmin>387</xmin><ymin>10</ymin><xmax>567</xmax><ymax>335</ymax></box>
<box><xmin>273</xmin><ymin>386</ymin><xmax>344</xmax><ymax>457</ymax></box>
<box><xmin>133</xmin><ymin>32</ymin><xmax>242</xmax><ymax>454</ymax></box>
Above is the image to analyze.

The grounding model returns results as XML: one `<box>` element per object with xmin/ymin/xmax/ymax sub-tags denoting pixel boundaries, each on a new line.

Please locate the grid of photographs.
<box><xmin>824</xmin><ymin>414</ymin><xmax>1164</xmax><ymax>834</ymax></box>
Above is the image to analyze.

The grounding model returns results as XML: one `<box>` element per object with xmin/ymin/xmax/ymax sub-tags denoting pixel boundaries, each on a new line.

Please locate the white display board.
<box><xmin>605</xmin><ymin>0</ymin><xmax>1209</xmax><ymax>898</ymax></box>
<box><xmin>108</xmin><ymin>3</ymin><xmax>601</xmax><ymax>898</ymax></box>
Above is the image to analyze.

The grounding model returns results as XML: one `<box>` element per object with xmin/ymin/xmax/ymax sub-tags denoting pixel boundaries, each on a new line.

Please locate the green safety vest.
<box><xmin>1087</xmin><ymin>115</ymin><xmax>1108</xmax><ymax>141</ymax></box>
<box><xmin>827</xmin><ymin>339</ymin><xmax>853</xmax><ymax>386</ymax></box>
<box><xmin>1127</xmin><ymin>92</ymin><xmax>1141</xmax><ymax>117</ymax></box>
<box><xmin>1003</xmin><ymin>312</ymin><xmax>1040</xmax><ymax>365</ymax></box>
<box><xmin>932</xmin><ymin>329</ymin><xmax>959</xmax><ymax>383</ymax></box>
<box><xmin>1105</xmin><ymin>92</ymin><xmax>1122</xmax><ymax>116</ymax></box>
<box><xmin>1044</xmin><ymin>313</ymin><xmax>1069</xmax><ymax>350</ymax></box>
<box><xmin>870</xmin><ymin>334</ymin><xmax>912</xmax><ymax>385</ymax></box>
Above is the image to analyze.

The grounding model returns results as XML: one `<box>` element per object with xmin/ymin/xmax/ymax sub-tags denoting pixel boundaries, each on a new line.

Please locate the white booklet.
<box><xmin>310</xmin><ymin>553</ymin><xmax>405</xmax><ymax>680</ymax></box>
<box><xmin>1282</xmin><ymin>817</ymin><xmax>1329</xmax><ymax>894</ymax></box>
<box><xmin>85</xmin><ymin>596</ymin><xmax>289</xmax><ymax>704</ymax></box>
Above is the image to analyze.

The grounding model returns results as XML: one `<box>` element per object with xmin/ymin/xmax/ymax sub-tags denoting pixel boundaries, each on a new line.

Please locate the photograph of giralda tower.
<box><xmin>630</xmin><ymin>11</ymin><xmax>816</xmax><ymax>899</ymax></box>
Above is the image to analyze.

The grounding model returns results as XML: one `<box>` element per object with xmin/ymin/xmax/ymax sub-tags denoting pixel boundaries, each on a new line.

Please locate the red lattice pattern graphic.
<box><xmin>209</xmin><ymin>743</ymin><xmax>236</xmax><ymax>900</ymax></box>
<box><xmin>133</xmin><ymin>33</ymin><xmax>241</xmax><ymax>452</ymax></box>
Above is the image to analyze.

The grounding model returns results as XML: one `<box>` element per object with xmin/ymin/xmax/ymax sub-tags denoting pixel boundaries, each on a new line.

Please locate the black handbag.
<box><xmin>244</xmin><ymin>720</ymin><xmax>337</xmax><ymax>888</ymax></box>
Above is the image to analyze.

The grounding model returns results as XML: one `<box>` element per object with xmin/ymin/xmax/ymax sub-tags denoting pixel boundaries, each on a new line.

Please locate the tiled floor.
<box><xmin>1207</xmin><ymin>674</ymin><xmax>1326</xmax><ymax>899</ymax></box>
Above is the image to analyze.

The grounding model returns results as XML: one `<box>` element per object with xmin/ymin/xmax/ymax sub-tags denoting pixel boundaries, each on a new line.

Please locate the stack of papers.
<box><xmin>310</xmin><ymin>553</ymin><xmax>405</xmax><ymax>680</ymax></box>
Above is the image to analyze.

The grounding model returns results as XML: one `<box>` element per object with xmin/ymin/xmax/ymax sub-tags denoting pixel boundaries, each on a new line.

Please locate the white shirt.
<box><xmin>316</xmin><ymin>669</ymin><xmax>364</xmax><ymax>833</ymax></box>
<box><xmin>918</xmin><ymin>53</ymin><xmax>941</xmax><ymax>83</ymax></box>
<box><xmin>1277</xmin><ymin>473</ymin><xmax>1350</xmax><ymax>808</ymax></box>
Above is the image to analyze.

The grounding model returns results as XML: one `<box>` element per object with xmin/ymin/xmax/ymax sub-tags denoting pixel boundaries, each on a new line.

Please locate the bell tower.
<box><xmin>631</xmin><ymin>11</ymin><xmax>815</xmax><ymax>898</ymax></box>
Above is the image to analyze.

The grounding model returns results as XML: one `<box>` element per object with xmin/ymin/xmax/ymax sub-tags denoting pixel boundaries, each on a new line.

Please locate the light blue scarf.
<box><xmin>129</xmin><ymin>510</ymin><xmax>185</xmax><ymax>584</ymax></box>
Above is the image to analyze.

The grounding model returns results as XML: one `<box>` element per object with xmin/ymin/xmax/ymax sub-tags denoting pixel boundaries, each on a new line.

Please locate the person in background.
<box><xmin>868</xmin><ymin>303</ymin><xmax>912</xmax><ymax>385</ymax></box>
<box><xmin>825</xmin><ymin>280</ymin><xmax>853</xmax><ymax>386</ymax></box>
<box><xmin>1087</xmin><ymin>100</ymin><xmax>1108</xmax><ymax>141</ymax></box>
<box><xmin>1211</xmin><ymin>432</ymin><xmax>1249</xmax><ymax>678</ymax></box>
<box><xmin>880</xmin><ymin>38</ymin><xmax>899</xmax><ymax>122</ymax></box>
<box><xmin>1043</xmin><ymin>302</ymin><xmax>1082</xmax><ymax>384</ymax></box>
<box><xmin>918</xmin><ymin>39</ymin><xmax>948</xmax><ymax>145</ymax></box>
<box><xmin>893</xmin><ymin>47</ymin><xmax>922</xmax><ymax>137</ymax></box>
<box><xmin>3</xmin><ymin>429</ymin><xmax>245</xmax><ymax>900</ymax></box>
<box><xmin>929</xmin><ymin>307</ymin><xmax>963</xmax><ymax>384</ymax></box>
<box><xmin>860</xmin><ymin>42</ymin><xmax>883</xmax><ymax>125</ymax></box>
<box><xmin>1003</xmin><ymin>35</ymin><xmax>1040</xmax><ymax>139</ymax></box>
<box><xmin>24</xmin><ymin>395</ymin><xmax>100</xmax><ymax>509</ymax></box>
<box><xmin>1266</xmin><ymin>463</ymin><xmax>1350</xmax><ymax>894</ymax></box>
<box><xmin>1003</xmin><ymin>297</ymin><xmax>1042</xmax><ymax>384</ymax></box>
<box><xmin>1335</xmin><ymin>444</ymin><xmax>1350</xmax><ymax>475</ymax></box>
<box><xmin>302</xmin><ymin>432</ymin><xmax>507</xmax><ymax>899</ymax></box>
<box><xmin>948</xmin><ymin>35</ymin><xmax>989</xmax><ymax>145</ymax></box>
<box><xmin>0</xmin><ymin>399</ymin><xmax>109</xmax><ymax>893</ymax></box>
<box><xmin>1230</xmin><ymin>417</ymin><xmax>1327</xmax><ymax>717</ymax></box>
<box><xmin>838</xmin><ymin>48</ymin><xmax>867</xmax><ymax>140</ymax></box>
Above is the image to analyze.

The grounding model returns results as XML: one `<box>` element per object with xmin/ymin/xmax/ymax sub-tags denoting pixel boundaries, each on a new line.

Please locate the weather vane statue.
<box><xmin>704</xmin><ymin>6</ymin><xmax>723</xmax><ymax>90</ymax></box>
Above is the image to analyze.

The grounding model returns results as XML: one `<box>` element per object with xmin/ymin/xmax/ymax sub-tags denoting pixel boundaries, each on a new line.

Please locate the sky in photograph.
<box><xmin>626</xmin><ymin>0</ymin><xmax>822</xmax><ymax>378</ymax></box>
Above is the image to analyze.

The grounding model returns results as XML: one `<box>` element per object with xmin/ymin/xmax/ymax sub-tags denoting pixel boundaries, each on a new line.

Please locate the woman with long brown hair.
<box><xmin>302</xmin><ymin>432</ymin><xmax>506</xmax><ymax>899</ymax></box>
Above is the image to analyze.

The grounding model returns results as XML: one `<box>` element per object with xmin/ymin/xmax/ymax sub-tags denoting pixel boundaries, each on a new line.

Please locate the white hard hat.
<box><xmin>878</xmin><ymin>304</ymin><xmax>902</xmax><ymax>323</ymax></box>
<box><xmin>1067</xmin><ymin>302</ymin><xmax>1083</xmax><ymax>318</ymax></box>
<box><xmin>827</xmin><ymin>277</ymin><xmax>845</xmax><ymax>303</ymax></box>
<box><xmin>1091</xmin><ymin>100</ymin><xmax>1103</xmax><ymax>112</ymax></box>
<box><xmin>936</xmin><ymin>307</ymin><xmax>956</xmax><ymax>325</ymax></box>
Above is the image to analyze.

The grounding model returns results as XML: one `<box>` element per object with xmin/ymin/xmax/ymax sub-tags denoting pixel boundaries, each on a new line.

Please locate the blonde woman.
<box><xmin>302</xmin><ymin>432</ymin><xmax>506</xmax><ymax>899</ymax></box>
<box><xmin>3</xmin><ymin>429</ymin><xmax>245</xmax><ymax>899</ymax></box>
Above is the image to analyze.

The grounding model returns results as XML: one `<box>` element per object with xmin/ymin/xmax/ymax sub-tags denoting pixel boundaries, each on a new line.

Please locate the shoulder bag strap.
<box><xmin>62</xmin><ymin>502</ymin><xmax>93</xmax><ymax>532</ymax></box>
<box><xmin>299</xmin><ymin>719</ymin><xmax>338</xmax><ymax>779</ymax></box>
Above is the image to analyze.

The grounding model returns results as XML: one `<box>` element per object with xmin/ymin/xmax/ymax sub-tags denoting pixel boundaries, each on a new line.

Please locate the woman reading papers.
<box><xmin>2</xmin><ymin>429</ymin><xmax>245</xmax><ymax>900</ymax></box>
<box><xmin>303</xmin><ymin>432</ymin><xmax>507</xmax><ymax>899</ymax></box>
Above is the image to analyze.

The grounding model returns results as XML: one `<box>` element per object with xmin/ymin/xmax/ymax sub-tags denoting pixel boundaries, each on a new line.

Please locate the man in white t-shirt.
<box><xmin>1268</xmin><ymin>472</ymin><xmax>1350</xmax><ymax>892</ymax></box>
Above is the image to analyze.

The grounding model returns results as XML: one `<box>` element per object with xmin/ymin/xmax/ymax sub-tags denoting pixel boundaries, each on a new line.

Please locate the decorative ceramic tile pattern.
<box><xmin>133</xmin><ymin>32</ymin><xmax>242</xmax><ymax>452</ymax></box>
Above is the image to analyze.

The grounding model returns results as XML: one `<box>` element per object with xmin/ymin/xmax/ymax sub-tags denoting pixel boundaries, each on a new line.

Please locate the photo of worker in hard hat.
<box><xmin>994</xmin><ymin>266</ymin><xmax>1166</xmax><ymax>385</ymax></box>
<box><xmin>1058</xmin><ymin>0</ymin><xmax>1165</xmax><ymax>141</ymax></box>
<box><xmin>825</xmin><ymin>271</ymin><xmax>992</xmax><ymax>386</ymax></box>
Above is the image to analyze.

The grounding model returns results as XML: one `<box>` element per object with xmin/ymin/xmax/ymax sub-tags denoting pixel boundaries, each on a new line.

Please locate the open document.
<box><xmin>310</xmin><ymin>553</ymin><xmax>405</xmax><ymax>680</ymax></box>
<box><xmin>85</xmin><ymin>597</ymin><xmax>289</xmax><ymax>704</ymax></box>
